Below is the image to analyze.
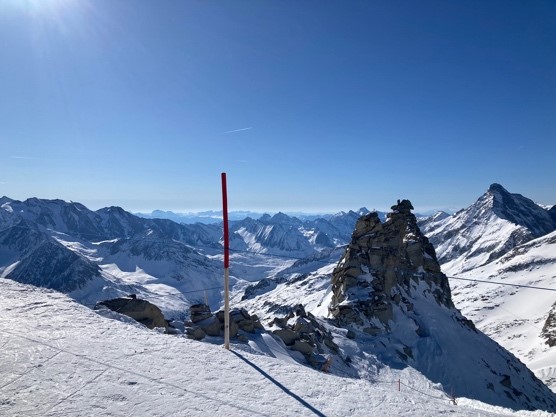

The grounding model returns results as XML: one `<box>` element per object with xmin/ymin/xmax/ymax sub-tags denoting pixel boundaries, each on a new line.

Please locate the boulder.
<box><xmin>95</xmin><ymin>297</ymin><xmax>167</xmax><ymax>329</ymax></box>
<box><xmin>273</xmin><ymin>328</ymin><xmax>298</xmax><ymax>346</ymax></box>
<box><xmin>293</xmin><ymin>340</ymin><xmax>315</xmax><ymax>356</ymax></box>
<box><xmin>190</xmin><ymin>304</ymin><xmax>213</xmax><ymax>323</ymax></box>
<box><xmin>200</xmin><ymin>317</ymin><xmax>222</xmax><ymax>337</ymax></box>
<box><xmin>185</xmin><ymin>327</ymin><xmax>206</xmax><ymax>341</ymax></box>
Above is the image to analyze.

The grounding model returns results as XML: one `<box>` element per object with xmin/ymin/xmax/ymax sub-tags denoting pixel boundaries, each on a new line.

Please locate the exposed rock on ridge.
<box><xmin>328</xmin><ymin>199</ymin><xmax>556</xmax><ymax>412</ymax></box>
<box><xmin>542</xmin><ymin>302</ymin><xmax>556</xmax><ymax>348</ymax></box>
<box><xmin>330</xmin><ymin>200</ymin><xmax>453</xmax><ymax>333</ymax></box>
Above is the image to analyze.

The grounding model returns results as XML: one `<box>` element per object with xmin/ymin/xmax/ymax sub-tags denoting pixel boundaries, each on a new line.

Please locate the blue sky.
<box><xmin>1</xmin><ymin>0</ymin><xmax>554</xmax><ymax>213</ymax></box>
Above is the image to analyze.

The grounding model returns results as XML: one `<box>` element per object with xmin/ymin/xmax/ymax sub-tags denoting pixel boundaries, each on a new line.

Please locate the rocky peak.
<box><xmin>483</xmin><ymin>184</ymin><xmax>556</xmax><ymax>236</ymax></box>
<box><xmin>258</xmin><ymin>213</ymin><xmax>272</xmax><ymax>223</ymax></box>
<box><xmin>487</xmin><ymin>183</ymin><xmax>509</xmax><ymax>195</ymax></box>
<box><xmin>330</xmin><ymin>199</ymin><xmax>453</xmax><ymax>332</ymax></box>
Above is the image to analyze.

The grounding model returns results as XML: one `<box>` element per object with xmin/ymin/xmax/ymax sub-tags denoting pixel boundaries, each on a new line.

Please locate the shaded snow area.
<box><xmin>2</xmin><ymin>279</ymin><xmax>551</xmax><ymax>417</ymax></box>
<box><xmin>450</xmin><ymin>231</ymin><xmax>556</xmax><ymax>391</ymax></box>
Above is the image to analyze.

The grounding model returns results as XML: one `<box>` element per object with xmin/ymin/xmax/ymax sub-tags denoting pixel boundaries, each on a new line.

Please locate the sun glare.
<box><xmin>11</xmin><ymin>0</ymin><xmax>81</xmax><ymax>16</ymax></box>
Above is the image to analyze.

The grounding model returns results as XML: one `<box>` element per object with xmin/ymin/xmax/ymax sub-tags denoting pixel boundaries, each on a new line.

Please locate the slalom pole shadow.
<box><xmin>230</xmin><ymin>350</ymin><xmax>327</xmax><ymax>417</ymax></box>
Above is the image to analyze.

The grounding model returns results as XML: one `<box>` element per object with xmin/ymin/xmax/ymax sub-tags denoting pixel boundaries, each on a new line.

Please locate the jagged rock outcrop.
<box><xmin>330</xmin><ymin>200</ymin><xmax>453</xmax><ymax>334</ymax></box>
<box><xmin>542</xmin><ymin>302</ymin><xmax>556</xmax><ymax>347</ymax></box>
<box><xmin>328</xmin><ymin>199</ymin><xmax>556</xmax><ymax>412</ymax></box>
<box><xmin>95</xmin><ymin>296</ymin><xmax>167</xmax><ymax>329</ymax></box>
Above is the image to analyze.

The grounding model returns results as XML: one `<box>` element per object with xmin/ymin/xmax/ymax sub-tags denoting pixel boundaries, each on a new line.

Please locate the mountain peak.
<box><xmin>0</xmin><ymin>196</ymin><xmax>13</xmax><ymax>205</ymax></box>
<box><xmin>258</xmin><ymin>213</ymin><xmax>272</xmax><ymax>223</ymax></box>
<box><xmin>271</xmin><ymin>212</ymin><xmax>291</xmax><ymax>222</ymax></box>
<box><xmin>487</xmin><ymin>183</ymin><xmax>509</xmax><ymax>194</ymax></box>
<box><xmin>481</xmin><ymin>184</ymin><xmax>556</xmax><ymax>236</ymax></box>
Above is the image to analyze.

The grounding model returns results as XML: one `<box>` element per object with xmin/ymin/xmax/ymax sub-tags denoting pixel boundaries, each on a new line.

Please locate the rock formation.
<box><xmin>95</xmin><ymin>296</ymin><xmax>167</xmax><ymax>329</ymax></box>
<box><xmin>542</xmin><ymin>302</ymin><xmax>556</xmax><ymax>347</ymax></box>
<box><xmin>184</xmin><ymin>304</ymin><xmax>264</xmax><ymax>341</ymax></box>
<box><xmin>268</xmin><ymin>304</ymin><xmax>338</xmax><ymax>370</ymax></box>
<box><xmin>328</xmin><ymin>199</ymin><xmax>556</xmax><ymax>412</ymax></box>
<box><xmin>330</xmin><ymin>199</ymin><xmax>453</xmax><ymax>335</ymax></box>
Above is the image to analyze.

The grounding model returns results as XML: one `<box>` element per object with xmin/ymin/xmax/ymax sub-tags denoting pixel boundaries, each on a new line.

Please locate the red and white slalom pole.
<box><xmin>221</xmin><ymin>173</ymin><xmax>230</xmax><ymax>350</ymax></box>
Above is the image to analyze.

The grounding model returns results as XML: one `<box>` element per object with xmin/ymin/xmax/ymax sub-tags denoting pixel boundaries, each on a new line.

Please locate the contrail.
<box><xmin>10</xmin><ymin>156</ymin><xmax>42</xmax><ymax>160</ymax></box>
<box><xmin>222</xmin><ymin>127</ymin><xmax>252</xmax><ymax>134</ymax></box>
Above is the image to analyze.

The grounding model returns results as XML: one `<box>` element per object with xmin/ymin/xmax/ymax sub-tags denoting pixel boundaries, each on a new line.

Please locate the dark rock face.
<box><xmin>330</xmin><ymin>200</ymin><xmax>453</xmax><ymax>331</ymax></box>
<box><xmin>487</xmin><ymin>184</ymin><xmax>556</xmax><ymax>236</ymax></box>
<box><xmin>549</xmin><ymin>206</ymin><xmax>556</xmax><ymax>226</ymax></box>
<box><xmin>8</xmin><ymin>241</ymin><xmax>101</xmax><ymax>292</ymax></box>
<box><xmin>96</xmin><ymin>297</ymin><xmax>167</xmax><ymax>329</ymax></box>
<box><xmin>542</xmin><ymin>302</ymin><xmax>556</xmax><ymax>347</ymax></box>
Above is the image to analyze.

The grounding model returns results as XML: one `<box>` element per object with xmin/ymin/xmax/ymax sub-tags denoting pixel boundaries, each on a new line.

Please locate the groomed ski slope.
<box><xmin>0</xmin><ymin>279</ymin><xmax>552</xmax><ymax>417</ymax></box>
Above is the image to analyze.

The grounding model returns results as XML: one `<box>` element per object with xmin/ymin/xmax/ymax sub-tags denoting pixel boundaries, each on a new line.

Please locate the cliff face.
<box><xmin>328</xmin><ymin>200</ymin><xmax>556</xmax><ymax>412</ymax></box>
<box><xmin>330</xmin><ymin>200</ymin><xmax>453</xmax><ymax>334</ymax></box>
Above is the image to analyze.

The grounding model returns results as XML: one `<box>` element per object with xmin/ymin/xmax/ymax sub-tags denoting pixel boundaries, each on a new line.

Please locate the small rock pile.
<box><xmin>184</xmin><ymin>303</ymin><xmax>264</xmax><ymax>342</ymax></box>
<box><xmin>269</xmin><ymin>304</ymin><xmax>338</xmax><ymax>370</ymax></box>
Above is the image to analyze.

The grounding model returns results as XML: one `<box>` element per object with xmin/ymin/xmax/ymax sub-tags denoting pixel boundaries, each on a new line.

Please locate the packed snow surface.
<box><xmin>2</xmin><ymin>279</ymin><xmax>552</xmax><ymax>417</ymax></box>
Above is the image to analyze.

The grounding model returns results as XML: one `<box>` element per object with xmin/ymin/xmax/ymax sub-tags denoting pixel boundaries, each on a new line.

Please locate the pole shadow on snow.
<box><xmin>230</xmin><ymin>351</ymin><xmax>327</xmax><ymax>417</ymax></box>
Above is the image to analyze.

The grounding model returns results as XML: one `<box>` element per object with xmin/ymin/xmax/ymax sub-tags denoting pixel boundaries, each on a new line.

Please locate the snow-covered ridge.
<box><xmin>449</xmin><ymin>230</ymin><xmax>556</xmax><ymax>391</ymax></box>
<box><xmin>420</xmin><ymin>183</ymin><xmax>556</xmax><ymax>275</ymax></box>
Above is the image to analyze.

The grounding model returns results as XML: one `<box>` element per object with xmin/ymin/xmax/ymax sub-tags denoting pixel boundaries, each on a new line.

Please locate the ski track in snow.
<box><xmin>2</xmin><ymin>279</ymin><xmax>550</xmax><ymax>417</ymax></box>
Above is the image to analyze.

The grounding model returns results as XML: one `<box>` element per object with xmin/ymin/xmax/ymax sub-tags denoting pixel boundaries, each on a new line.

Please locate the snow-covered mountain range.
<box><xmin>0</xmin><ymin>197</ymin><xmax>223</xmax><ymax>316</ymax></box>
<box><xmin>2</xmin><ymin>185</ymin><xmax>556</xmax><ymax>414</ymax></box>
<box><xmin>0</xmin><ymin>197</ymin><xmax>373</xmax><ymax>314</ymax></box>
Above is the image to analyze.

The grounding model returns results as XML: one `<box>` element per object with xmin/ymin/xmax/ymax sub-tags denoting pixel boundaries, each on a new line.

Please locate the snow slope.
<box><xmin>1</xmin><ymin>278</ymin><xmax>551</xmax><ymax>417</ymax></box>
<box><xmin>450</xmin><ymin>230</ymin><xmax>556</xmax><ymax>391</ymax></box>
